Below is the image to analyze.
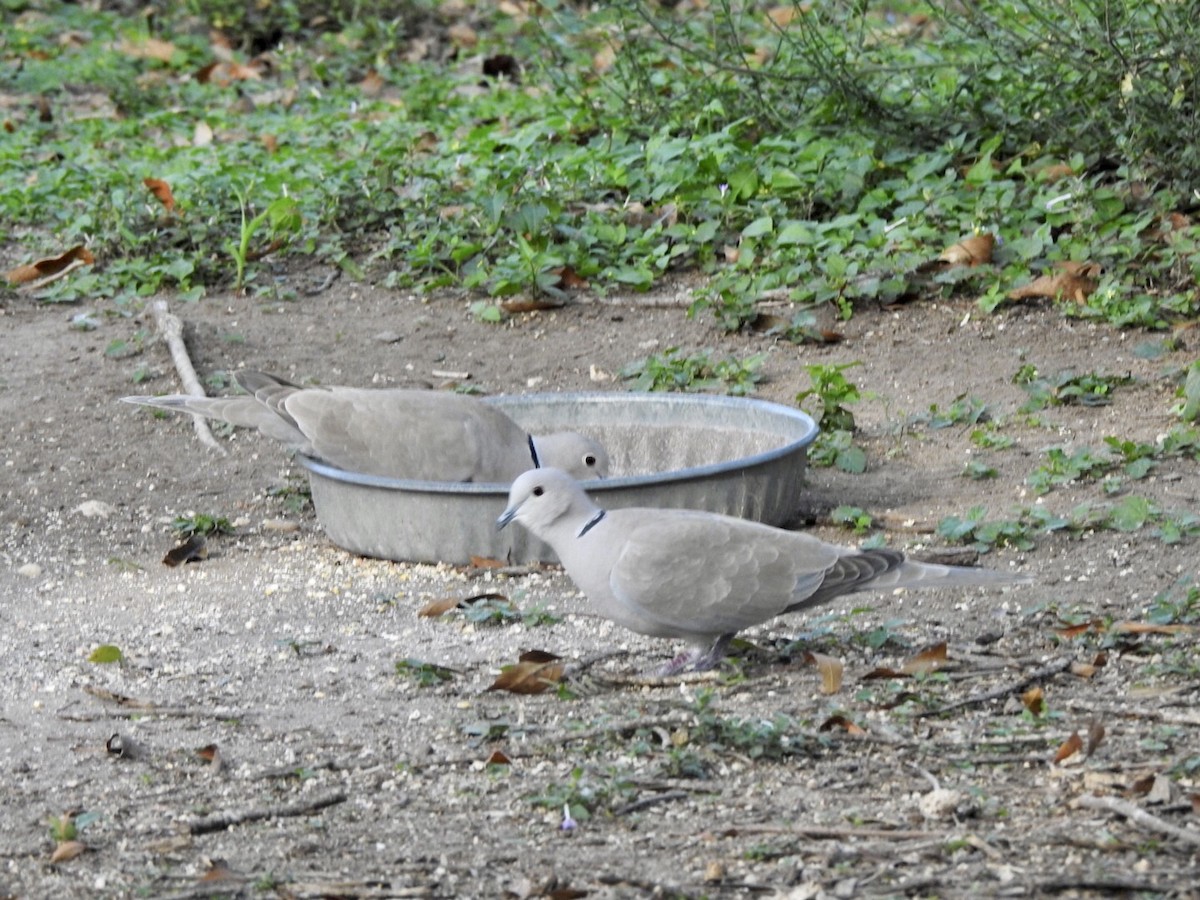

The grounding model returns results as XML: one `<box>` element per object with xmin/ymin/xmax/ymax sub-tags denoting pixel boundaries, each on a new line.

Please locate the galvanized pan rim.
<box><xmin>295</xmin><ymin>392</ymin><xmax>818</xmax><ymax>495</ymax></box>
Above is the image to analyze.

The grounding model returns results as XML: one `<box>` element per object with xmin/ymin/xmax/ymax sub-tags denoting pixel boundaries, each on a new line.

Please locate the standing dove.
<box><xmin>123</xmin><ymin>371</ymin><xmax>609</xmax><ymax>482</ymax></box>
<box><xmin>498</xmin><ymin>468</ymin><xmax>1031</xmax><ymax>673</ymax></box>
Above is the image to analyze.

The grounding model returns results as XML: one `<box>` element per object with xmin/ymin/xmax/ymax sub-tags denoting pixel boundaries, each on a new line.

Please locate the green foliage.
<box><xmin>395</xmin><ymin>659</ymin><xmax>455</xmax><ymax>688</ymax></box>
<box><xmin>831</xmin><ymin>505</ymin><xmax>873</xmax><ymax>535</ymax></box>
<box><xmin>796</xmin><ymin>362</ymin><xmax>861</xmax><ymax>431</ymax></box>
<box><xmin>4</xmin><ymin>1</ymin><xmax>1198</xmax><ymax>330</ymax></box>
<box><xmin>963</xmin><ymin>460</ymin><xmax>998</xmax><ymax>480</ymax></box>
<box><xmin>1146</xmin><ymin>584</ymin><xmax>1200</xmax><ymax>626</ymax></box>
<box><xmin>621</xmin><ymin>347</ymin><xmax>765</xmax><ymax>395</ymax></box>
<box><xmin>809</xmin><ymin>429</ymin><xmax>867</xmax><ymax>474</ymax></box>
<box><xmin>171</xmin><ymin>514</ymin><xmax>234</xmax><ymax>538</ymax></box>
<box><xmin>1177</xmin><ymin>360</ymin><xmax>1200</xmax><ymax>422</ymax></box>
<box><xmin>1016</xmin><ymin>367</ymin><xmax>1134</xmax><ymax>412</ymax></box>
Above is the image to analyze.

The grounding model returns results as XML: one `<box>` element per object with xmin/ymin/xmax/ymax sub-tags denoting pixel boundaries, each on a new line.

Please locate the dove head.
<box><xmin>496</xmin><ymin>467</ymin><xmax>599</xmax><ymax>540</ymax></box>
<box><xmin>530</xmin><ymin>432</ymin><xmax>610</xmax><ymax>481</ymax></box>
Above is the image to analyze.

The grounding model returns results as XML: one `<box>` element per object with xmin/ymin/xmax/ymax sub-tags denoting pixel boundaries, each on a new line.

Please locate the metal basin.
<box><xmin>297</xmin><ymin>392</ymin><xmax>818</xmax><ymax>564</ymax></box>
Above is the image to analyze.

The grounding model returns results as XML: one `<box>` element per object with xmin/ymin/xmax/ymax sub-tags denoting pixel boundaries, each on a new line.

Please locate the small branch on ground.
<box><xmin>1073</xmin><ymin>794</ymin><xmax>1200</xmax><ymax>848</ymax></box>
<box><xmin>614</xmin><ymin>790</ymin><xmax>690</xmax><ymax>817</ymax></box>
<box><xmin>149</xmin><ymin>299</ymin><xmax>225</xmax><ymax>455</ymax></box>
<box><xmin>186</xmin><ymin>790</ymin><xmax>347</xmax><ymax>835</ymax></box>
<box><xmin>916</xmin><ymin>655</ymin><xmax>1075</xmax><ymax>718</ymax></box>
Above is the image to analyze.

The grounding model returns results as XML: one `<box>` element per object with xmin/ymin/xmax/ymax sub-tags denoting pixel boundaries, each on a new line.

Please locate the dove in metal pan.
<box><xmin>123</xmin><ymin>371</ymin><xmax>609</xmax><ymax>483</ymax></box>
<box><xmin>497</xmin><ymin>468</ymin><xmax>1031</xmax><ymax>673</ymax></box>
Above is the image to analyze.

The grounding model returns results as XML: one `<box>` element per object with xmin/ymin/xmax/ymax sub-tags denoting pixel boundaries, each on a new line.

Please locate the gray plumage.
<box><xmin>497</xmin><ymin>468</ymin><xmax>1031</xmax><ymax>672</ymax></box>
<box><xmin>123</xmin><ymin>371</ymin><xmax>609</xmax><ymax>483</ymax></box>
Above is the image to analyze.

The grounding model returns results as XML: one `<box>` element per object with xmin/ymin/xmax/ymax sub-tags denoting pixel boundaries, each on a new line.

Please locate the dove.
<box><xmin>123</xmin><ymin>371</ymin><xmax>609</xmax><ymax>483</ymax></box>
<box><xmin>497</xmin><ymin>468</ymin><xmax>1031</xmax><ymax>673</ymax></box>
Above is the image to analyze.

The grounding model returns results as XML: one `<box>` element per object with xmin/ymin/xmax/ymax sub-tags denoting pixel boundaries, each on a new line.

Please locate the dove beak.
<box><xmin>496</xmin><ymin>505</ymin><xmax>518</xmax><ymax>531</ymax></box>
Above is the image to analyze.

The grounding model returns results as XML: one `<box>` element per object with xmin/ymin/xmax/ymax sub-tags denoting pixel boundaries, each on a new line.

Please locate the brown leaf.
<box><xmin>485</xmin><ymin>749</ymin><xmax>511</xmax><ymax>766</ymax></box>
<box><xmin>1092</xmin><ymin>651</ymin><xmax>1108</xmax><ymax>668</ymax></box>
<box><xmin>818</xmin><ymin>714</ymin><xmax>866</xmax><ymax>735</ymax></box>
<box><xmin>802</xmin><ymin>651</ymin><xmax>843</xmax><ymax>694</ymax></box>
<box><xmin>766</xmin><ymin>5</ymin><xmax>801</xmax><ymax>28</ymax></box>
<box><xmin>900</xmin><ymin>641</ymin><xmax>948</xmax><ymax>676</ymax></box>
<box><xmin>1129</xmin><ymin>774</ymin><xmax>1156</xmax><ymax>796</ymax></box>
<box><xmin>488</xmin><ymin>653</ymin><xmax>565</xmax><ymax>694</ymax></box>
<box><xmin>419</xmin><ymin>591</ymin><xmax>507</xmax><ymax>617</ymax></box>
<box><xmin>1036</xmin><ymin>163</ymin><xmax>1076</xmax><ymax>182</ymax></box>
<box><xmin>143</xmin><ymin>177</ymin><xmax>177</xmax><ymax>214</ymax></box>
<box><xmin>359</xmin><ymin>69</ymin><xmax>385</xmax><ymax>96</ymax></box>
<box><xmin>195</xmin><ymin>744</ymin><xmax>220</xmax><ymax>762</ymax></box>
<box><xmin>593</xmin><ymin>43</ymin><xmax>617</xmax><ymax>74</ymax></box>
<box><xmin>1111</xmin><ymin>621</ymin><xmax>1195</xmax><ymax>636</ymax></box>
<box><xmin>447</xmin><ymin>22</ymin><xmax>478</xmax><ymax>48</ymax></box>
<box><xmin>1021</xmin><ymin>686</ymin><xmax>1046</xmax><ymax>716</ymax></box>
<box><xmin>500</xmin><ymin>297</ymin><xmax>566</xmax><ymax>314</ymax></box>
<box><xmin>119</xmin><ymin>36</ymin><xmax>178</xmax><ymax>63</ymax></box>
<box><xmin>469</xmin><ymin>556</ymin><xmax>506</xmax><ymax>569</ymax></box>
<box><xmin>163</xmin><ymin>534</ymin><xmax>207</xmax><ymax>567</ymax></box>
<box><xmin>1054</xmin><ymin>731</ymin><xmax>1083</xmax><ymax>763</ymax></box>
<box><xmin>199</xmin><ymin>858</ymin><xmax>239</xmax><ymax>882</ymax></box>
<box><xmin>1085</xmin><ymin>719</ymin><xmax>1106</xmax><ymax>757</ymax></box>
<box><xmin>555</xmin><ymin>266</ymin><xmax>590</xmax><ymax>291</ymax></box>
<box><xmin>1007</xmin><ymin>261</ymin><xmax>1100</xmax><ymax>303</ymax></box>
<box><xmin>518</xmin><ymin>649</ymin><xmax>563</xmax><ymax>665</ymax></box>
<box><xmin>49</xmin><ymin>841</ymin><xmax>87</xmax><ymax>864</ymax></box>
<box><xmin>1055</xmin><ymin>621</ymin><xmax>1100</xmax><ymax>639</ymax></box>
<box><xmin>939</xmin><ymin>233</ymin><xmax>995</xmax><ymax>267</ymax></box>
<box><xmin>1189</xmin><ymin>793</ymin><xmax>1200</xmax><ymax>815</ymax></box>
<box><xmin>5</xmin><ymin>245</ymin><xmax>95</xmax><ymax>285</ymax></box>
<box><xmin>1068</xmin><ymin>661</ymin><xmax>1097</xmax><ymax>679</ymax></box>
<box><xmin>260</xmin><ymin>133</ymin><xmax>279</xmax><ymax>154</ymax></box>
<box><xmin>861</xmin><ymin>666</ymin><xmax>907</xmax><ymax>680</ymax></box>
<box><xmin>195</xmin><ymin>59</ymin><xmax>262</xmax><ymax>86</ymax></box>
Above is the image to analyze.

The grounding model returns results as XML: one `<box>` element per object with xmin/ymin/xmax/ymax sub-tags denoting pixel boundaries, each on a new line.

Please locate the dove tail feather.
<box><xmin>787</xmin><ymin>550</ymin><xmax>1029</xmax><ymax>614</ymax></box>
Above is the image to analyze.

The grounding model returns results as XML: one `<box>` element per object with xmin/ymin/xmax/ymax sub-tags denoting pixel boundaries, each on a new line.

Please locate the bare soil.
<box><xmin>2</xmin><ymin>276</ymin><xmax>1198</xmax><ymax>899</ymax></box>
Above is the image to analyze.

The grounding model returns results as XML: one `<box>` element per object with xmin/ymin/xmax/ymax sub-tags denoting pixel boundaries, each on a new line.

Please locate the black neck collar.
<box><xmin>528</xmin><ymin>434</ymin><xmax>540</xmax><ymax>468</ymax></box>
<box><xmin>578</xmin><ymin>509</ymin><xmax>606</xmax><ymax>537</ymax></box>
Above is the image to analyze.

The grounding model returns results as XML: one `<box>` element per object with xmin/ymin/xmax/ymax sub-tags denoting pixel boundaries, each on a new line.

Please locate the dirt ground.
<box><xmin>2</xmin><ymin>273</ymin><xmax>1198</xmax><ymax>899</ymax></box>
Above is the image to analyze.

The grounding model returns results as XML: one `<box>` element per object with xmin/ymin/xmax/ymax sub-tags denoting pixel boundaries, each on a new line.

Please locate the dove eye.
<box><xmin>584</xmin><ymin>455</ymin><xmax>596</xmax><ymax>467</ymax></box>
<box><xmin>532</xmin><ymin>486</ymin><xmax>544</xmax><ymax>497</ymax></box>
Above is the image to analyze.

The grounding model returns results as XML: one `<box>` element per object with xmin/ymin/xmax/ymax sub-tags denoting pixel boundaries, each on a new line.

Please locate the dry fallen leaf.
<box><xmin>1036</xmin><ymin>163</ymin><xmax>1076</xmax><ymax>182</ymax></box>
<box><xmin>1055</xmin><ymin>621</ymin><xmax>1100</xmax><ymax>639</ymax></box>
<box><xmin>469</xmin><ymin>556</ymin><xmax>506</xmax><ymax>569</ymax></box>
<box><xmin>818</xmin><ymin>714</ymin><xmax>866</xmax><ymax>735</ymax></box>
<box><xmin>900</xmin><ymin>641</ymin><xmax>948</xmax><ymax>676</ymax></box>
<box><xmin>1085</xmin><ymin>719</ymin><xmax>1106</xmax><ymax>757</ymax></box>
<box><xmin>419</xmin><ymin>591</ymin><xmax>508</xmax><ymax>618</ymax></box>
<box><xmin>195</xmin><ymin>743</ymin><xmax>220</xmax><ymax>763</ymax></box>
<box><xmin>802</xmin><ymin>650</ymin><xmax>844</xmax><ymax>694</ymax></box>
<box><xmin>163</xmin><ymin>534</ymin><xmax>207</xmax><ymax>567</ymax></box>
<box><xmin>485</xmin><ymin>749</ymin><xmax>511</xmax><ymax>766</ymax></box>
<box><xmin>50</xmin><ymin>841</ymin><xmax>87</xmax><ymax>864</ymax></box>
<box><xmin>1021</xmin><ymin>685</ymin><xmax>1046</xmax><ymax>716</ymax></box>
<box><xmin>119</xmin><ymin>37</ymin><xmax>178</xmax><ymax>63</ymax></box>
<box><xmin>143</xmin><ymin>177</ymin><xmax>177</xmax><ymax>214</ymax></box>
<box><xmin>1054</xmin><ymin>731</ymin><xmax>1083</xmax><ymax>763</ymax></box>
<box><xmin>5</xmin><ymin>245</ymin><xmax>95</xmax><ymax>286</ymax></box>
<box><xmin>359</xmin><ymin>69</ymin><xmax>386</xmax><ymax>96</ymax></box>
<box><xmin>1007</xmin><ymin>261</ymin><xmax>1100</xmax><ymax>303</ymax></box>
<box><xmin>500</xmin><ymin>297</ymin><xmax>566</xmax><ymax>314</ymax></box>
<box><xmin>1069</xmin><ymin>661</ymin><xmax>1097</xmax><ymax>679</ymax></box>
<box><xmin>199</xmin><ymin>858</ymin><xmax>240</xmax><ymax>882</ymax></box>
<box><xmin>487</xmin><ymin>651</ymin><xmax>565</xmax><ymax>694</ymax></box>
<box><xmin>939</xmin><ymin>232</ymin><xmax>995</xmax><ymax>267</ymax></box>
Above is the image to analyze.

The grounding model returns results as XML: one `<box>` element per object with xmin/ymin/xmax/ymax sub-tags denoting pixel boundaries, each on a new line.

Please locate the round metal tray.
<box><xmin>297</xmin><ymin>392</ymin><xmax>818</xmax><ymax>564</ymax></box>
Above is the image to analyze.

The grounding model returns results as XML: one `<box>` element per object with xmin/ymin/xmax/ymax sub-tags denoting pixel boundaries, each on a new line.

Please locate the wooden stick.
<box><xmin>148</xmin><ymin>299</ymin><xmax>226</xmax><ymax>455</ymax></box>
<box><xmin>1074</xmin><ymin>794</ymin><xmax>1200</xmax><ymax>848</ymax></box>
<box><xmin>186</xmin><ymin>790</ymin><xmax>347</xmax><ymax>835</ymax></box>
<box><xmin>916</xmin><ymin>655</ymin><xmax>1075</xmax><ymax>718</ymax></box>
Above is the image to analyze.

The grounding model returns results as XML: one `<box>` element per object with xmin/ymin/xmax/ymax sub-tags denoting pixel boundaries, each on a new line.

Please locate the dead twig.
<box><xmin>148</xmin><ymin>299</ymin><xmax>225</xmax><ymax>455</ymax></box>
<box><xmin>716</xmin><ymin>824</ymin><xmax>947</xmax><ymax>841</ymax></box>
<box><xmin>614</xmin><ymin>790</ymin><xmax>690</xmax><ymax>817</ymax></box>
<box><xmin>916</xmin><ymin>654</ymin><xmax>1075</xmax><ymax>718</ymax></box>
<box><xmin>186</xmin><ymin>790</ymin><xmax>347</xmax><ymax>835</ymax></box>
<box><xmin>1061</xmin><ymin>700</ymin><xmax>1200</xmax><ymax>727</ymax></box>
<box><xmin>1073</xmin><ymin>794</ymin><xmax>1200</xmax><ymax>848</ymax></box>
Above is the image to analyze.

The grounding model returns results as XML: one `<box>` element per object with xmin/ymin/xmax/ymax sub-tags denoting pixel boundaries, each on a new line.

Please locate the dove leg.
<box><xmin>656</xmin><ymin>633</ymin><xmax>735</xmax><ymax>676</ymax></box>
<box><xmin>690</xmin><ymin>633</ymin><xmax>735</xmax><ymax>671</ymax></box>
